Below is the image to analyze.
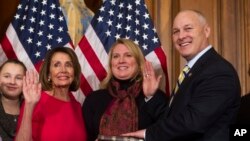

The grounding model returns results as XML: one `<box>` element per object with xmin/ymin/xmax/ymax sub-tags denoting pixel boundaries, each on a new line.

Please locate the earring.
<box><xmin>48</xmin><ymin>76</ymin><xmax>51</xmax><ymax>82</ymax></box>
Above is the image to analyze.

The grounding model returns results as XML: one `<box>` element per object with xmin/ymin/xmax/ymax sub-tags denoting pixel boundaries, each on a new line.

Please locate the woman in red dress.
<box><xmin>15</xmin><ymin>47</ymin><xmax>87</xmax><ymax>141</ymax></box>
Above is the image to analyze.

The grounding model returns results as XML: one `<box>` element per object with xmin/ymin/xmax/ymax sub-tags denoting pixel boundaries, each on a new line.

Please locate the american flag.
<box><xmin>75</xmin><ymin>0</ymin><xmax>170</xmax><ymax>99</ymax></box>
<box><xmin>0</xmin><ymin>0</ymin><xmax>72</xmax><ymax>69</ymax></box>
<box><xmin>0</xmin><ymin>0</ymin><xmax>86</xmax><ymax>103</ymax></box>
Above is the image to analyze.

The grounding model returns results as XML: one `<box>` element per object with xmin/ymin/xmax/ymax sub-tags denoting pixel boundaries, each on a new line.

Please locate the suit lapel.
<box><xmin>168</xmin><ymin>48</ymin><xmax>217</xmax><ymax>110</ymax></box>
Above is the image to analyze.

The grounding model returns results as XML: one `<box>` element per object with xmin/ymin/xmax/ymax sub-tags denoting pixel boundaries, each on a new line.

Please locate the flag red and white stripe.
<box><xmin>75</xmin><ymin>0</ymin><xmax>170</xmax><ymax>98</ymax></box>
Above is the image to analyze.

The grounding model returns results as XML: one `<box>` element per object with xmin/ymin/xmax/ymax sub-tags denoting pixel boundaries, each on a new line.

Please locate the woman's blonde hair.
<box><xmin>100</xmin><ymin>38</ymin><xmax>145</xmax><ymax>89</ymax></box>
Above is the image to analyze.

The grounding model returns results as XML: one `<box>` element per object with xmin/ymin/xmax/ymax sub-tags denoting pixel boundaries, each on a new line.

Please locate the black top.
<box><xmin>82</xmin><ymin>79</ymin><xmax>168</xmax><ymax>141</ymax></box>
<box><xmin>236</xmin><ymin>93</ymin><xmax>250</xmax><ymax>124</ymax></box>
<box><xmin>0</xmin><ymin>96</ymin><xmax>19</xmax><ymax>141</ymax></box>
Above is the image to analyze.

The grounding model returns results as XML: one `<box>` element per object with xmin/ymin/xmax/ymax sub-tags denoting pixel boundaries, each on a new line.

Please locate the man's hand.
<box><xmin>122</xmin><ymin>129</ymin><xmax>146</xmax><ymax>139</ymax></box>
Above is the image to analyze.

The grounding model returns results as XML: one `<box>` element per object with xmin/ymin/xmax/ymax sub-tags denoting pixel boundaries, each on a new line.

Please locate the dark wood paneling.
<box><xmin>84</xmin><ymin>0</ymin><xmax>102</xmax><ymax>14</ymax></box>
<box><xmin>0</xmin><ymin>0</ymin><xmax>19</xmax><ymax>40</ymax></box>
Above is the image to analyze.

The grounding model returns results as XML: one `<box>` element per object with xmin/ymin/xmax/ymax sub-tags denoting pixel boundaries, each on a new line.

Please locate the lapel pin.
<box><xmin>188</xmin><ymin>73</ymin><xmax>192</xmax><ymax>77</ymax></box>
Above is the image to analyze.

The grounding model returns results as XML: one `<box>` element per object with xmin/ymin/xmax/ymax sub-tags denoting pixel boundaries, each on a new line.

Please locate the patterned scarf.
<box><xmin>99</xmin><ymin>78</ymin><xmax>141</xmax><ymax>136</ymax></box>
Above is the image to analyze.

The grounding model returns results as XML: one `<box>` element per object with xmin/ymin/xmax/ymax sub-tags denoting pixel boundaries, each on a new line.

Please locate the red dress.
<box><xmin>17</xmin><ymin>91</ymin><xmax>87</xmax><ymax>141</ymax></box>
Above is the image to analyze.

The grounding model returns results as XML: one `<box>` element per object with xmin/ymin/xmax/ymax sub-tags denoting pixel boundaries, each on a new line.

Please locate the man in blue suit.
<box><xmin>124</xmin><ymin>9</ymin><xmax>241</xmax><ymax>141</ymax></box>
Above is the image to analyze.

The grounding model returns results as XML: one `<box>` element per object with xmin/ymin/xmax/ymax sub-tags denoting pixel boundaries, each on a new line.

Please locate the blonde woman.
<box><xmin>82</xmin><ymin>38</ymin><xmax>168</xmax><ymax>141</ymax></box>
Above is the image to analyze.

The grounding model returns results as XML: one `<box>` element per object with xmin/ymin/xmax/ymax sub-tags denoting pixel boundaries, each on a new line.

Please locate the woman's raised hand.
<box><xmin>142</xmin><ymin>61</ymin><xmax>162</xmax><ymax>98</ymax></box>
<box><xmin>23</xmin><ymin>70</ymin><xmax>42</xmax><ymax>105</ymax></box>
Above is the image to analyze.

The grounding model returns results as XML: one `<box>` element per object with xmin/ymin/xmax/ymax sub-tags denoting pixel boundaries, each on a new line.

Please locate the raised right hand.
<box><xmin>22</xmin><ymin>70</ymin><xmax>42</xmax><ymax>105</ymax></box>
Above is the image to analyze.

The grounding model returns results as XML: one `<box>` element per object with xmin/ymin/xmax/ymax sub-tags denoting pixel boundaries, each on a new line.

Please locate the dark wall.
<box><xmin>0</xmin><ymin>0</ymin><xmax>19</xmax><ymax>41</ymax></box>
<box><xmin>85</xmin><ymin>0</ymin><xmax>102</xmax><ymax>14</ymax></box>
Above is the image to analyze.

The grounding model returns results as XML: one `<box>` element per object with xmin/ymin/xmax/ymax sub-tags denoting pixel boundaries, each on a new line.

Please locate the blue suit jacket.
<box><xmin>146</xmin><ymin>48</ymin><xmax>241</xmax><ymax>141</ymax></box>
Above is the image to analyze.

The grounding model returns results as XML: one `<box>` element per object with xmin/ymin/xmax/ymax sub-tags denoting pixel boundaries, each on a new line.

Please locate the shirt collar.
<box><xmin>187</xmin><ymin>45</ymin><xmax>212</xmax><ymax>68</ymax></box>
